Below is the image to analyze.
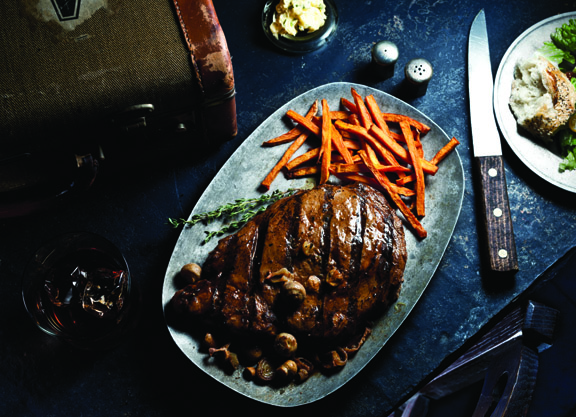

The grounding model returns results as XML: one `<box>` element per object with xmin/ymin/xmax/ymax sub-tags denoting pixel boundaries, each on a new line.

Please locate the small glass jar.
<box><xmin>262</xmin><ymin>0</ymin><xmax>338</xmax><ymax>53</ymax></box>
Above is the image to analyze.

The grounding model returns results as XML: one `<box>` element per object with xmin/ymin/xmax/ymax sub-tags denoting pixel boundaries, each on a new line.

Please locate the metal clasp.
<box><xmin>113</xmin><ymin>104</ymin><xmax>155</xmax><ymax>132</ymax></box>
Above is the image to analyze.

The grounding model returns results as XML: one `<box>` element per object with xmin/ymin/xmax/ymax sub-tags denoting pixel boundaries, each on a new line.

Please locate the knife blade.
<box><xmin>468</xmin><ymin>9</ymin><xmax>518</xmax><ymax>273</ymax></box>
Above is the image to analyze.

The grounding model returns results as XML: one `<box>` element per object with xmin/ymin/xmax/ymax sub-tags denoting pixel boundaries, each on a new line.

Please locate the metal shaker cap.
<box><xmin>371</xmin><ymin>41</ymin><xmax>399</xmax><ymax>67</ymax></box>
<box><xmin>404</xmin><ymin>58</ymin><xmax>433</xmax><ymax>96</ymax></box>
<box><xmin>404</xmin><ymin>58</ymin><xmax>433</xmax><ymax>85</ymax></box>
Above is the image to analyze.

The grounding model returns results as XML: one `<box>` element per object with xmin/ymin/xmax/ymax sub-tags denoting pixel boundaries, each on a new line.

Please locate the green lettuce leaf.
<box><xmin>551</xmin><ymin>18</ymin><xmax>576</xmax><ymax>54</ymax></box>
<box><xmin>538</xmin><ymin>19</ymin><xmax>576</xmax><ymax>73</ymax></box>
<box><xmin>539</xmin><ymin>41</ymin><xmax>570</xmax><ymax>65</ymax></box>
<box><xmin>557</xmin><ymin>129</ymin><xmax>576</xmax><ymax>172</ymax></box>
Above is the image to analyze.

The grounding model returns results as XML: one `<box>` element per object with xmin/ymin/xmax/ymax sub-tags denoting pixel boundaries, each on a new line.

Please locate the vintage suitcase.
<box><xmin>0</xmin><ymin>0</ymin><xmax>237</xmax><ymax>215</ymax></box>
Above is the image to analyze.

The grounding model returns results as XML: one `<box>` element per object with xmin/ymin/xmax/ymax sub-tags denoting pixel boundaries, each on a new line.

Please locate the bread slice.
<box><xmin>509</xmin><ymin>55</ymin><xmax>576</xmax><ymax>143</ymax></box>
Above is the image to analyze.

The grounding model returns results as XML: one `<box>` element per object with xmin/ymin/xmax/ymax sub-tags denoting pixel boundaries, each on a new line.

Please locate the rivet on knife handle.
<box><xmin>475</xmin><ymin>155</ymin><xmax>519</xmax><ymax>272</ymax></box>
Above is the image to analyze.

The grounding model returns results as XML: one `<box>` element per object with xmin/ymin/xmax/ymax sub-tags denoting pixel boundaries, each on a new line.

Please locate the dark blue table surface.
<box><xmin>1</xmin><ymin>1</ymin><xmax>575</xmax><ymax>416</ymax></box>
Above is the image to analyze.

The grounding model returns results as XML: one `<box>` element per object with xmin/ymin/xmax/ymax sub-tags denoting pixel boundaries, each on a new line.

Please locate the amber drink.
<box><xmin>22</xmin><ymin>232</ymin><xmax>133</xmax><ymax>348</ymax></box>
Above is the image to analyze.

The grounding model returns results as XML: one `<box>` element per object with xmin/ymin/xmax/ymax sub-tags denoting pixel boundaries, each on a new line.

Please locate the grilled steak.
<box><xmin>171</xmin><ymin>182</ymin><xmax>406</xmax><ymax>346</ymax></box>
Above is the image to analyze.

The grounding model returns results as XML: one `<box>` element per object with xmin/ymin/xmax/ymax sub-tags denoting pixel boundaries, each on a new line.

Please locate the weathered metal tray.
<box><xmin>161</xmin><ymin>82</ymin><xmax>464</xmax><ymax>407</ymax></box>
<box><xmin>494</xmin><ymin>12</ymin><xmax>576</xmax><ymax>193</ymax></box>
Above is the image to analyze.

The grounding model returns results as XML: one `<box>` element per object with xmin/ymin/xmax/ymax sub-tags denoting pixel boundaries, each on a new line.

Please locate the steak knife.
<box><xmin>468</xmin><ymin>10</ymin><xmax>518</xmax><ymax>273</ymax></box>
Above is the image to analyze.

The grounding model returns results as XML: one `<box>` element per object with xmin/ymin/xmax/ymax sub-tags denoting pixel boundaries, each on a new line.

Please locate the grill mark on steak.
<box><xmin>361</xmin><ymin>185</ymin><xmax>405</xmax><ymax>308</ymax></box>
<box><xmin>322</xmin><ymin>187</ymin><xmax>359</xmax><ymax>339</ymax></box>
<box><xmin>345</xmin><ymin>191</ymin><xmax>367</xmax><ymax>337</ymax></box>
<box><xmin>254</xmin><ymin>194</ymin><xmax>301</xmax><ymax>335</ymax></box>
<box><xmin>318</xmin><ymin>186</ymin><xmax>335</xmax><ymax>336</ymax></box>
<box><xmin>286</xmin><ymin>186</ymin><xmax>330</xmax><ymax>335</ymax></box>
<box><xmin>220</xmin><ymin>220</ymin><xmax>260</xmax><ymax>332</ymax></box>
<box><xmin>248</xmin><ymin>195</ymin><xmax>293</xmax><ymax>336</ymax></box>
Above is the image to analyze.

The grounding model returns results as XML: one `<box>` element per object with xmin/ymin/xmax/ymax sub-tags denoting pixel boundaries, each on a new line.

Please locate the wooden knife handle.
<box><xmin>475</xmin><ymin>155</ymin><xmax>519</xmax><ymax>272</ymax></box>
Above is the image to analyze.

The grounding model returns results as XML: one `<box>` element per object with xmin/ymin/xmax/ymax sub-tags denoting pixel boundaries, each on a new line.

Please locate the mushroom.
<box><xmin>301</xmin><ymin>241</ymin><xmax>315</xmax><ymax>256</ymax></box>
<box><xmin>203</xmin><ymin>332</ymin><xmax>219</xmax><ymax>350</ymax></box>
<box><xmin>294</xmin><ymin>357</ymin><xmax>314</xmax><ymax>383</ymax></box>
<box><xmin>306</xmin><ymin>275</ymin><xmax>321</xmax><ymax>293</ymax></box>
<box><xmin>243</xmin><ymin>366</ymin><xmax>257</xmax><ymax>381</ymax></box>
<box><xmin>326</xmin><ymin>268</ymin><xmax>344</xmax><ymax>287</ymax></box>
<box><xmin>274</xmin><ymin>332</ymin><xmax>298</xmax><ymax>357</ymax></box>
<box><xmin>255</xmin><ymin>358</ymin><xmax>275</xmax><ymax>383</ymax></box>
<box><xmin>208</xmin><ymin>344</ymin><xmax>239</xmax><ymax>372</ymax></box>
<box><xmin>180</xmin><ymin>263</ymin><xmax>202</xmax><ymax>284</ymax></box>
<box><xmin>317</xmin><ymin>347</ymin><xmax>348</xmax><ymax>370</ymax></box>
<box><xmin>282</xmin><ymin>280</ymin><xmax>306</xmax><ymax>304</ymax></box>
<box><xmin>266</xmin><ymin>267</ymin><xmax>293</xmax><ymax>283</ymax></box>
<box><xmin>343</xmin><ymin>327</ymin><xmax>372</xmax><ymax>354</ymax></box>
<box><xmin>276</xmin><ymin>359</ymin><xmax>298</xmax><ymax>380</ymax></box>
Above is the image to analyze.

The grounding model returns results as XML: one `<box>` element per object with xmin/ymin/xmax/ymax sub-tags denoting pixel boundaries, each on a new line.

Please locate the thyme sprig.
<box><xmin>169</xmin><ymin>188</ymin><xmax>297</xmax><ymax>244</ymax></box>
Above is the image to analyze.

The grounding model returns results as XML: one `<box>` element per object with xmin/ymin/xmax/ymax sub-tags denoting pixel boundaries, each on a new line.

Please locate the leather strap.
<box><xmin>172</xmin><ymin>0</ymin><xmax>237</xmax><ymax>141</ymax></box>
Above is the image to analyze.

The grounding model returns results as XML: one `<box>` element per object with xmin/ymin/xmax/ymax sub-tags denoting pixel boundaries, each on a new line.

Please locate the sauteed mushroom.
<box><xmin>306</xmin><ymin>275</ymin><xmax>321</xmax><ymax>292</ymax></box>
<box><xmin>294</xmin><ymin>357</ymin><xmax>314</xmax><ymax>383</ymax></box>
<box><xmin>326</xmin><ymin>268</ymin><xmax>344</xmax><ymax>287</ymax></box>
<box><xmin>266</xmin><ymin>267</ymin><xmax>293</xmax><ymax>283</ymax></box>
<box><xmin>209</xmin><ymin>344</ymin><xmax>239</xmax><ymax>372</ymax></box>
<box><xmin>276</xmin><ymin>359</ymin><xmax>298</xmax><ymax>380</ymax></box>
<box><xmin>274</xmin><ymin>332</ymin><xmax>298</xmax><ymax>357</ymax></box>
<box><xmin>343</xmin><ymin>327</ymin><xmax>372</xmax><ymax>354</ymax></box>
<box><xmin>180</xmin><ymin>263</ymin><xmax>202</xmax><ymax>284</ymax></box>
<box><xmin>282</xmin><ymin>280</ymin><xmax>306</xmax><ymax>304</ymax></box>
<box><xmin>255</xmin><ymin>358</ymin><xmax>275</xmax><ymax>383</ymax></box>
<box><xmin>317</xmin><ymin>347</ymin><xmax>348</xmax><ymax>370</ymax></box>
<box><xmin>301</xmin><ymin>241</ymin><xmax>315</xmax><ymax>256</ymax></box>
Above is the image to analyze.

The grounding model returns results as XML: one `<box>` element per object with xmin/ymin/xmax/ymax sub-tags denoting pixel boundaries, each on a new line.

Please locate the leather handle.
<box><xmin>475</xmin><ymin>155</ymin><xmax>519</xmax><ymax>273</ymax></box>
<box><xmin>172</xmin><ymin>0</ymin><xmax>237</xmax><ymax>140</ymax></box>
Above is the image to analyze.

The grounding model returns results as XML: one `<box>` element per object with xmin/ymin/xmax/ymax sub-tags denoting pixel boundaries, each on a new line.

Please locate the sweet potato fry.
<box><xmin>331</xmin><ymin>172</ymin><xmax>380</xmax><ymax>188</ymax></box>
<box><xmin>335</xmin><ymin>120</ymin><xmax>401</xmax><ymax>167</ymax></box>
<box><xmin>263</xmin><ymin>101</ymin><xmax>319</xmax><ymax>146</ymax></box>
<box><xmin>261</xmin><ymin>131</ymin><xmax>310</xmax><ymax>190</ymax></box>
<box><xmin>286</xmin><ymin>110</ymin><xmax>321</xmax><ymax>137</ymax></box>
<box><xmin>431</xmin><ymin>137</ymin><xmax>460</xmax><ymax>165</ymax></box>
<box><xmin>394</xmin><ymin>138</ymin><xmax>460</xmax><ymax>187</ymax></box>
<box><xmin>351</xmin><ymin>88</ymin><xmax>373</xmax><ymax>129</ymax></box>
<box><xmin>381</xmin><ymin>113</ymin><xmax>431</xmax><ymax>134</ymax></box>
<box><xmin>401</xmin><ymin>120</ymin><xmax>425</xmax><ymax>217</ymax></box>
<box><xmin>319</xmin><ymin>99</ymin><xmax>332</xmax><ymax>184</ymax></box>
<box><xmin>369</xmin><ymin>125</ymin><xmax>439</xmax><ymax>175</ymax></box>
<box><xmin>333</xmin><ymin>162</ymin><xmax>411</xmax><ymax>175</ymax></box>
<box><xmin>287</xmin><ymin>166</ymin><xmax>319</xmax><ymax>178</ymax></box>
<box><xmin>330</xmin><ymin>124</ymin><xmax>355</xmax><ymax>164</ymax></box>
<box><xmin>365</xmin><ymin>94</ymin><xmax>392</xmax><ymax>135</ymax></box>
<box><xmin>359</xmin><ymin>149</ymin><xmax>427</xmax><ymax>239</ymax></box>
<box><xmin>329</xmin><ymin>110</ymin><xmax>353</xmax><ymax>120</ymax></box>
<box><xmin>341</xmin><ymin>97</ymin><xmax>356</xmax><ymax>113</ymax></box>
<box><xmin>310</xmin><ymin>116</ymin><xmax>354</xmax><ymax>164</ymax></box>
<box><xmin>285</xmin><ymin>147</ymin><xmax>320</xmax><ymax>171</ymax></box>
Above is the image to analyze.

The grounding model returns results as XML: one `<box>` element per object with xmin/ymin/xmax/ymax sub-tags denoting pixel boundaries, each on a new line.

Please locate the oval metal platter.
<box><xmin>494</xmin><ymin>12</ymin><xmax>576</xmax><ymax>193</ymax></box>
<box><xmin>162</xmin><ymin>82</ymin><xmax>464</xmax><ymax>407</ymax></box>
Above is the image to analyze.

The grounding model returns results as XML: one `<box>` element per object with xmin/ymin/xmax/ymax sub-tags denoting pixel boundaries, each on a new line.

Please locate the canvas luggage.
<box><xmin>0</xmin><ymin>0</ymin><xmax>237</xmax><ymax>215</ymax></box>
<box><xmin>1</xmin><ymin>0</ymin><xmax>236</xmax><ymax>155</ymax></box>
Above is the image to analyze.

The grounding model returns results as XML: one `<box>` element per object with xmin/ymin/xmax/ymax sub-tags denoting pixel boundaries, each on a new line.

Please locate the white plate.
<box><xmin>162</xmin><ymin>82</ymin><xmax>464</xmax><ymax>406</ymax></box>
<box><xmin>494</xmin><ymin>12</ymin><xmax>576</xmax><ymax>193</ymax></box>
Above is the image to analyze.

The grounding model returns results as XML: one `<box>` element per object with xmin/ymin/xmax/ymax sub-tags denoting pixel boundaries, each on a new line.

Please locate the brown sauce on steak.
<box><xmin>171</xmin><ymin>182</ymin><xmax>407</xmax><ymax>351</ymax></box>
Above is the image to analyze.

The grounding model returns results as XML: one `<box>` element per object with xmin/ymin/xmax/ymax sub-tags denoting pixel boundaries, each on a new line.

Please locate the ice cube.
<box><xmin>81</xmin><ymin>268</ymin><xmax>128</xmax><ymax>320</ymax></box>
<box><xmin>44</xmin><ymin>265</ymin><xmax>87</xmax><ymax>307</ymax></box>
